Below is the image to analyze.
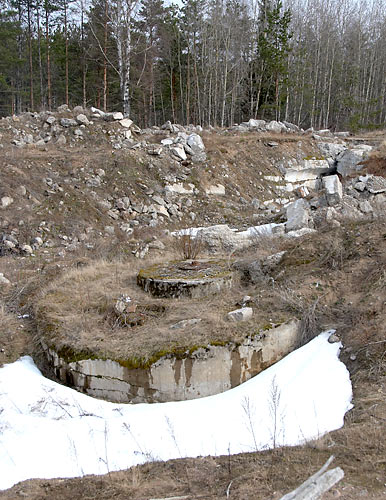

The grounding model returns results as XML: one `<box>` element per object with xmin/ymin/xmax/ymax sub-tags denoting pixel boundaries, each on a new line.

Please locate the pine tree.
<box><xmin>0</xmin><ymin>1</ymin><xmax>21</xmax><ymax>114</ymax></box>
<box><xmin>257</xmin><ymin>0</ymin><xmax>292</xmax><ymax>119</ymax></box>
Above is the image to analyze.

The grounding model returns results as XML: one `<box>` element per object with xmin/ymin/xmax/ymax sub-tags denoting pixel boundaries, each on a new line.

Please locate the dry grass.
<box><xmin>0</xmin><ymin>303</ymin><xmax>28</xmax><ymax>366</ymax></box>
<box><xmin>33</xmin><ymin>256</ymin><xmax>275</xmax><ymax>363</ymax></box>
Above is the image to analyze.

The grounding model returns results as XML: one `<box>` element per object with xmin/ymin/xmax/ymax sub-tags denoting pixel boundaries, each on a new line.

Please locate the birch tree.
<box><xmin>110</xmin><ymin>0</ymin><xmax>139</xmax><ymax>116</ymax></box>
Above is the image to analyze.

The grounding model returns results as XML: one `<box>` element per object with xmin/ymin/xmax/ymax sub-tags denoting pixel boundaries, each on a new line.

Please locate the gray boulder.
<box><xmin>57</xmin><ymin>104</ymin><xmax>70</xmax><ymax>112</ymax></box>
<box><xmin>286</xmin><ymin>199</ymin><xmax>310</xmax><ymax>232</ymax></box>
<box><xmin>365</xmin><ymin>176</ymin><xmax>386</xmax><ymax>194</ymax></box>
<box><xmin>266</xmin><ymin>120</ymin><xmax>286</xmax><ymax>133</ymax></box>
<box><xmin>336</xmin><ymin>146</ymin><xmax>372</xmax><ymax>177</ymax></box>
<box><xmin>317</xmin><ymin>142</ymin><xmax>346</xmax><ymax>159</ymax></box>
<box><xmin>227</xmin><ymin>307</ymin><xmax>253</xmax><ymax>322</ymax></box>
<box><xmin>60</xmin><ymin>118</ymin><xmax>78</xmax><ymax>128</ymax></box>
<box><xmin>186</xmin><ymin>133</ymin><xmax>205</xmax><ymax>153</ymax></box>
<box><xmin>76</xmin><ymin>114</ymin><xmax>89</xmax><ymax>126</ymax></box>
<box><xmin>246</xmin><ymin>118</ymin><xmax>266</xmax><ymax>129</ymax></box>
<box><xmin>322</xmin><ymin>175</ymin><xmax>343</xmax><ymax>206</ymax></box>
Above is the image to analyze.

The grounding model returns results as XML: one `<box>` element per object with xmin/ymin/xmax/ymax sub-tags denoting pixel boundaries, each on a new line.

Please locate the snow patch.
<box><xmin>0</xmin><ymin>331</ymin><xmax>352</xmax><ymax>490</ymax></box>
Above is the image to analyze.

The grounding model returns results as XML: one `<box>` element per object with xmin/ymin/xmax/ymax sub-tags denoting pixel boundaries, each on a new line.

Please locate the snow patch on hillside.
<box><xmin>0</xmin><ymin>331</ymin><xmax>352</xmax><ymax>491</ymax></box>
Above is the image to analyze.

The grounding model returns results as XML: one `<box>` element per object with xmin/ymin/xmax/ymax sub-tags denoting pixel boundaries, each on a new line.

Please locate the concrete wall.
<box><xmin>43</xmin><ymin>319</ymin><xmax>300</xmax><ymax>403</ymax></box>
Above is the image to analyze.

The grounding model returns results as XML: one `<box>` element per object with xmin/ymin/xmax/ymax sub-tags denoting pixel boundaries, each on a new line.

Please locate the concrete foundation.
<box><xmin>43</xmin><ymin>319</ymin><xmax>301</xmax><ymax>403</ymax></box>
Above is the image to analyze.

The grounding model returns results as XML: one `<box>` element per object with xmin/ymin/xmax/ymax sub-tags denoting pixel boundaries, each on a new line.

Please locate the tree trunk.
<box><xmin>64</xmin><ymin>0</ymin><xmax>69</xmax><ymax>106</ymax></box>
<box><xmin>27</xmin><ymin>0</ymin><xmax>34</xmax><ymax>110</ymax></box>
<box><xmin>45</xmin><ymin>2</ymin><xmax>52</xmax><ymax>110</ymax></box>
<box><xmin>36</xmin><ymin>5</ymin><xmax>44</xmax><ymax>109</ymax></box>
<box><xmin>103</xmin><ymin>0</ymin><xmax>108</xmax><ymax>111</ymax></box>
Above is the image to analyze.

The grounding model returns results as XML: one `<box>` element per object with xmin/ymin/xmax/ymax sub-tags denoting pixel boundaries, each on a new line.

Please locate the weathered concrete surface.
<box><xmin>137</xmin><ymin>260</ymin><xmax>233</xmax><ymax>298</ymax></box>
<box><xmin>43</xmin><ymin>319</ymin><xmax>301</xmax><ymax>403</ymax></box>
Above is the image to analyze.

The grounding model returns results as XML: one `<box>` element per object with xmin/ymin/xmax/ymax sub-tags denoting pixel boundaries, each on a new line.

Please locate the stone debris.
<box><xmin>205</xmin><ymin>184</ymin><xmax>225</xmax><ymax>196</ymax></box>
<box><xmin>170</xmin><ymin>318</ymin><xmax>202</xmax><ymax>329</ymax></box>
<box><xmin>0</xmin><ymin>273</ymin><xmax>11</xmax><ymax>285</ymax></box>
<box><xmin>76</xmin><ymin>114</ymin><xmax>89</xmax><ymax>126</ymax></box>
<box><xmin>1</xmin><ymin>197</ymin><xmax>13</xmax><ymax>208</ymax></box>
<box><xmin>336</xmin><ymin>146</ymin><xmax>372</xmax><ymax>177</ymax></box>
<box><xmin>286</xmin><ymin>199</ymin><xmax>310</xmax><ymax>232</ymax></box>
<box><xmin>322</xmin><ymin>175</ymin><xmax>343</xmax><ymax>206</ymax></box>
<box><xmin>114</xmin><ymin>294</ymin><xmax>137</xmax><ymax>315</ymax></box>
<box><xmin>170</xmin><ymin>145</ymin><xmax>187</xmax><ymax>161</ymax></box>
<box><xmin>365</xmin><ymin>176</ymin><xmax>386</xmax><ymax>194</ymax></box>
<box><xmin>227</xmin><ymin>307</ymin><xmax>253</xmax><ymax>322</ymax></box>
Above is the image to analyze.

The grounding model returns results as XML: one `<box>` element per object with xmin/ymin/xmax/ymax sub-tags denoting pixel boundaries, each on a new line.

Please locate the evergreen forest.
<box><xmin>0</xmin><ymin>0</ymin><xmax>385</xmax><ymax>130</ymax></box>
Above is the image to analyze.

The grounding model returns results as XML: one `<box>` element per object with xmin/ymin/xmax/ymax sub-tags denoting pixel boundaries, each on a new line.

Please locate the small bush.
<box><xmin>174</xmin><ymin>230</ymin><xmax>203</xmax><ymax>260</ymax></box>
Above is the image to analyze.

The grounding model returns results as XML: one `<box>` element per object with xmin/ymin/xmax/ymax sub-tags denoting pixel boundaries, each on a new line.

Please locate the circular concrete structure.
<box><xmin>137</xmin><ymin>259</ymin><xmax>234</xmax><ymax>298</ymax></box>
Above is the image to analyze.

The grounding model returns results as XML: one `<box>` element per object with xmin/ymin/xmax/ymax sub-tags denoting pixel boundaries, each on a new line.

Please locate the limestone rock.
<box><xmin>170</xmin><ymin>145</ymin><xmax>187</xmax><ymax>161</ymax></box>
<box><xmin>20</xmin><ymin>244</ymin><xmax>33</xmax><ymax>255</ymax></box>
<box><xmin>247</xmin><ymin>118</ymin><xmax>266</xmax><ymax>129</ymax></box>
<box><xmin>205</xmin><ymin>184</ymin><xmax>225</xmax><ymax>195</ymax></box>
<box><xmin>57</xmin><ymin>104</ymin><xmax>70</xmax><ymax>112</ymax></box>
<box><xmin>365</xmin><ymin>176</ymin><xmax>386</xmax><ymax>194</ymax></box>
<box><xmin>227</xmin><ymin>307</ymin><xmax>253</xmax><ymax>322</ymax></box>
<box><xmin>1</xmin><ymin>196</ymin><xmax>13</xmax><ymax>208</ymax></box>
<box><xmin>186</xmin><ymin>133</ymin><xmax>205</xmax><ymax>153</ymax></box>
<box><xmin>170</xmin><ymin>318</ymin><xmax>202</xmax><ymax>330</ymax></box>
<box><xmin>286</xmin><ymin>199</ymin><xmax>310</xmax><ymax>232</ymax></box>
<box><xmin>0</xmin><ymin>273</ymin><xmax>11</xmax><ymax>285</ymax></box>
<box><xmin>336</xmin><ymin>146</ymin><xmax>372</xmax><ymax>177</ymax></box>
<box><xmin>119</xmin><ymin>118</ymin><xmax>133</xmax><ymax>128</ymax></box>
<box><xmin>359</xmin><ymin>200</ymin><xmax>373</xmax><ymax>214</ymax></box>
<box><xmin>90</xmin><ymin>106</ymin><xmax>105</xmax><ymax>117</ymax></box>
<box><xmin>266</xmin><ymin>120</ymin><xmax>286</xmax><ymax>133</ymax></box>
<box><xmin>198</xmin><ymin>225</ymin><xmax>250</xmax><ymax>253</ymax></box>
<box><xmin>164</xmin><ymin>183</ymin><xmax>194</xmax><ymax>195</ymax></box>
<box><xmin>317</xmin><ymin>142</ymin><xmax>346</xmax><ymax>158</ymax></box>
<box><xmin>354</xmin><ymin>181</ymin><xmax>366</xmax><ymax>192</ymax></box>
<box><xmin>55</xmin><ymin>135</ymin><xmax>66</xmax><ymax>145</ymax></box>
<box><xmin>322</xmin><ymin>175</ymin><xmax>343</xmax><ymax>206</ymax></box>
<box><xmin>31</xmin><ymin>236</ymin><xmax>43</xmax><ymax>248</ymax></box>
<box><xmin>283</xmin><ymin>121</ymin><xmax>300</xmax><ymax>132</ymax></box>
<box><xmin>76</xmin><ymin>114</ymin><xmax>89</xmax><ymax>126</ymax></box>
<box><xmin>72</xmin><ymin>105</ymin><xmax>85</xmax><ymax>114</ymax></box>
<box><xmin>283</xmin><ymin>159</ymin><xmax>331</xmax><ymax>183</ymax></box>
<box><xmin>60</xmin><ymin>118</ymin><xmax>77</xmax><ymax>128</ymax></box>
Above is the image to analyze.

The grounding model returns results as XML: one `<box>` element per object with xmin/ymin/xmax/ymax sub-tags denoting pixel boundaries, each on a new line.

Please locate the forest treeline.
<box><xmin>0</xmin><ymin>0</ymin><xmax>385</xmax><ymax>130</ymax></box>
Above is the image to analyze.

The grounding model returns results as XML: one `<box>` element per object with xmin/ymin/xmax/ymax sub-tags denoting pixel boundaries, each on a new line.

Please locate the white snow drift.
<box><xmin>0</xmin><ymin>331</ymin><xmax>352</xmax><ymax>491</ymax></box>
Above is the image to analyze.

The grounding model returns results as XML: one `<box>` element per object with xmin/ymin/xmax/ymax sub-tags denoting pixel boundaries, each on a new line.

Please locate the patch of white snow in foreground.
<box><xmin>0</xmin><ymin>331</ymin><xmax>352</xmax><ymax>490</ymax></box>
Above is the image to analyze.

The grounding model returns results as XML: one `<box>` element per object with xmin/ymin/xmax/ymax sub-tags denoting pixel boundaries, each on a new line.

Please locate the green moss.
<box><xmin>53</xmin><ymin>339</ymin><xmax>240</xmax><ymax>371</ymax></box>
<box><xmin>137</xmin><ymin>259</ymin><xmax>232</xmax><ymax>282</ymax></box>
<box><xmin>56</xmin><ymin>344</ymin><xmax>101</xmax><ymax>364</ymax></box>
